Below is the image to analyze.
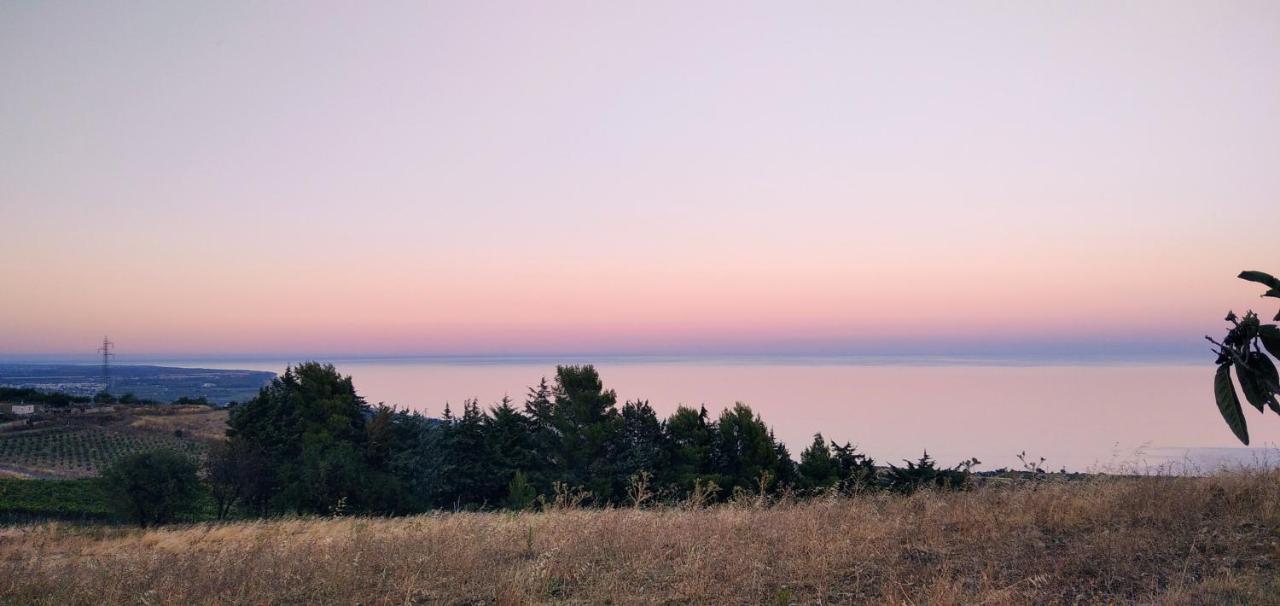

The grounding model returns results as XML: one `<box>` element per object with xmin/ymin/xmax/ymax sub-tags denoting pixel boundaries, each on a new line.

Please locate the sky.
<box><xmin>2</xmin><ymin>1</ymin><xmax>1279</xmax><ymax>359</ymax></box>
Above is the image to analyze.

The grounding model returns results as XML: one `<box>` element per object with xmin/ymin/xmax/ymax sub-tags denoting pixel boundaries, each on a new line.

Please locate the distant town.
<box><xmin>0</xmin><ymin>364</ymin><xmax>275</xmax><ymax>405</ymax></box>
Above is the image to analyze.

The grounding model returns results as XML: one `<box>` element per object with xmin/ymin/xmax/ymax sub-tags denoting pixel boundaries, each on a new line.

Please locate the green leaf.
<box><xmin>1215</xmin><ymin>364</ymin><xmax>1249</xmax><ymax>445</ymax></box>
<box><xmin>1265</xmin><ymin>288</ymin><xmax>1280</xmax><ymax>299</ymax></box>
<box><xmin>1261</xmin><ymin>325</ymin><xmax>1280</xmax><ymax>360</ymax></box>
<box><xmin>1239</xmin><ymin>270</ymin><xmax>1280</xmax><ymax>289</ymax></box>
<box><xmin>1235</xmin><ymin>355</ymin><xmax>1278</xmax><ymax>414</ymax></box>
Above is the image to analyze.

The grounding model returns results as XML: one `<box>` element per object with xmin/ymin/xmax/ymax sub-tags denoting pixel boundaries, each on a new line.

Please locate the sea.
<box><xmin>142</xmin><ymin>354</ymin><xmax>1280</xmax><ymax>474</ymax></box>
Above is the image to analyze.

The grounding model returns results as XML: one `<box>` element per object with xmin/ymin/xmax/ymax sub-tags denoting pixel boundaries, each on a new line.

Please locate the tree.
<box><xmin>797</xmin><ymin>433</ymin><xmax>839</xmax><ymax>491</ymax></box>
<box><xmin>101</xmin><ymin>449</ymin><xmax>202</xmax><ymax>527</ymax></box>
<box><xmin>437</xmin><ymin>399</ymin><xmax>497</xmax><ymax>507</ymax></box>
<box><xmin>771</xmin><ymin>430</ymin><xmax>797</xmax><ymax>489</ymax></box>
<box><xmin>712</xmin><ymin>403</ymin><xmax>785</xmax><ymax>495</ymax></box>
<box><xmin>486</xmin><ymin>396</ymin><xmax>537</xmax><ymax>499</ymax></box>
<box><xmin>613</xmin><ymin>400</ymin><xmax>669</xmax><ymax>497</ymax></box>
<box><xmin>883</xmin><ymin>451</ymin><xmax>978</xmax><ymax>493</ymax></box>
<box><xmin>831</xmin><ymin>441</ymin><xmax>877</xmax><ymax>492</ymax></box>
<box><xmin>522</xmin><ymin>378</ymin><xmax>560</xmax><ymax>493</ymax></box>
<box><xmin>226</xmin><ymin>362</ymin><xmax>383</xmax><ymax>514</ymax></box>
<box><xmin>384</xmin><ymin>410</ymin><xmax>447</xmax><ymax>512</ymax></box>
<box><xmin>548</xmin><ymin>365</ymin><xmax>622</xmax><ymax>501</ymax></box>
<box><xmin>204</xmin><ymin>438</ymin><xmax>271</xmax><ymax>519</ymax></box>
<box><xmin>665</xmin><ymin>405</ymin><xmax>718</xmax><ymax>498</ymax></box>
<box><xmin>1207</xmin><ymin>270</ymin><xmax>1280</xmax><ymax>445</ymax></box>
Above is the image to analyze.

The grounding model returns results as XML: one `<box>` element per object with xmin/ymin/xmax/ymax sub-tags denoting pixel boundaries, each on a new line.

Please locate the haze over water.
<box><xmin>148</xmin><ymin>356</ymin><xmax>1280</xmax><ymax>473</ymax></box>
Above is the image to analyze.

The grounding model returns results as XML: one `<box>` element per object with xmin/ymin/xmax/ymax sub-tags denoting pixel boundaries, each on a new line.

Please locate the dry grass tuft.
<box><xmin>1</xmin><ymin>471</ymin><xmax>1277</xmax><ymax>604</ymax></box>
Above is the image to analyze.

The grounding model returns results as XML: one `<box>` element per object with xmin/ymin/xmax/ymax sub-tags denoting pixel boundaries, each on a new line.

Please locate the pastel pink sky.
<box><xmin>2</xmin><ymin>2</ymin><xmax>1278</xmax><ymax>357</ymax></box>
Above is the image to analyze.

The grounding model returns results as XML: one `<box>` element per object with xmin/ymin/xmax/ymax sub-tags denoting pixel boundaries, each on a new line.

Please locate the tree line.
<box><xmin>107</xmin><ymin>362</ymin><xmax>977</xmax><ymax>524</ymax></box>
<box><xmin>0</xmin><ymin>387</ymin><xmax>169</xmax><ymax>409</ymax></box>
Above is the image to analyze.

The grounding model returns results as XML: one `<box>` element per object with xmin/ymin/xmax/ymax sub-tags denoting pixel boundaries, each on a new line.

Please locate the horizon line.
<box><xmin>0</xmin><ymin>349</ymin><xmax>1208</xmax><ymax>366</ymax></box>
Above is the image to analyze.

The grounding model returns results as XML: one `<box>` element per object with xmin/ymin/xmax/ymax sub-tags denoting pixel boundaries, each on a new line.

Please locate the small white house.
<box><xmin>10</xmin><ymin>404</ymin><xmax>35</xmax><ymax>415</ymax></box>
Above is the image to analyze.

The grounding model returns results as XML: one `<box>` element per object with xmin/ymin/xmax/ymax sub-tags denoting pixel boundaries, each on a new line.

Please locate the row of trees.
<box><xmin>0</xmin><ymin>387</ymin><xmax>93</xmax><ymax>407</ymax></box>
<box><xmin>0</xmin><ymin>387</ymin><xmax>162</xmax><ymax>409</ymax></box>
<box><xmin>187</xmin><ymin>362</ymin><xmax>972</xmax><ymax>519</ymax></box>
<box><xmin>100</xmin><ymin>268</ymin><xmax>1274</xmax><ymax>525</ymax></box>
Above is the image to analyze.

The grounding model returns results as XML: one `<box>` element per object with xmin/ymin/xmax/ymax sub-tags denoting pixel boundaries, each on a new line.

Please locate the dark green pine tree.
<box><xmin>797</xmin><ymin>433</ymin><xmax>839</xmax><ymax>491</ymax></box>
<box><xmin>770</xmin><ymin>429</ymin><xmax>797</xmax><ymax>490</ymax></box>
<box><xmin>550</xmin><ymin>365</ymin><xmax>622</xmax><ymax>502</ymax></box>
<box><xmin>665</xmin><ymin>405</ymin><xmax>718</xmax><ymax>498</ymax></box>
<box><xmin>522</xmin><ymin>377</ymin><xmax>559</xmax><ymax>491</ymax></box>
<box><xmin>831</xmin><ymin>441</ymin><xmax>877</xmax><ymax>492</ymax></box>
<box><xmin>613</xmin><ymin>399</ymin><xmax>670</xmax><ymax>497</ymax></box>
<box><xmin>226</xmin><ymin>362</ymin><xmax>378</xmax><ymax>514</ymax></box>
<box><xmin>383</xmin><ymin>409</ymin><xmax>447</xmax><ymax>512</ymax></box>
<box><xmin>523</xmin><ymin>377</ymin><xmax>555</xmax><ymax>425</ymax></box>
<box><xmin>485</xmin><ymin>395</ymin><xmax>536</xmax><ymax>496</ymax></box>
<box><xmin>712</xmin><ymin>403</ymin><xmax>783</xmax><ymax>494</ymax></box>
<box><xmin>430</xmin><ymin>399</ymin><xmax>495</xmax><ymax>509</ymax></box>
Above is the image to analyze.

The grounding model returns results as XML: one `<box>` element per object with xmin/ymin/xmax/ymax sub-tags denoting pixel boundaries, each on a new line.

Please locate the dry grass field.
<box><xmin>125</xmin><ymin>405</ymin><xmax>229</xmax><ymax>442</ymax></box>
<box><xmin>0</xmin><ymin>470</ymin><xmax>1277</xmax><ymax>605</ymax></box>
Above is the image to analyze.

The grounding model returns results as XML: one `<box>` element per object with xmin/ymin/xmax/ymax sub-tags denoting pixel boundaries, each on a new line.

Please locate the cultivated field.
<box><xmin>1</xmin><ymin>470</ymin><xmax>1276</xmax><ymax>605</ymax></box>
<box><xmin>0</xmin><ymin>479</ymin><xmax>110</xmax><ymax>523</ymax></box>
<box><xmin>0</xmin><ymin>406</ymin><xmax>224</xmax><ymax>478</ymax></box>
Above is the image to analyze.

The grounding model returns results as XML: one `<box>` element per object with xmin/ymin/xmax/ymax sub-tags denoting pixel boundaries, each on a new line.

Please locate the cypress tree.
<box><xmin>798</xmin><ymin>433</ymin><xmax>839</xmax><ymax>490</ymax></box>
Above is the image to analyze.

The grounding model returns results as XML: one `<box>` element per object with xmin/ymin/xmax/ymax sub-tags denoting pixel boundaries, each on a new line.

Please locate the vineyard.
<box><xmin>0</xmin><ymin>478</ymin><xmax>111</xmax><ymax>522</ymax></box>
<box><xmin>0</xmin><ymin>425</ymin><xmax>207</xmax><ymax>479</ymax></box>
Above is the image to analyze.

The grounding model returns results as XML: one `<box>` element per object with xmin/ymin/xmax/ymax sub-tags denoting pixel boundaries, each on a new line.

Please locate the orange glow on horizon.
<box><xmin>3</xmin><ymin>2</ymin><xmax>1279</xmax><ymax>356</ymax></box>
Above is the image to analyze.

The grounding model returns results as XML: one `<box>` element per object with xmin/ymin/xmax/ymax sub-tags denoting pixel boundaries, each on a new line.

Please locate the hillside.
<box><xmin>1</xmin><ymin>470</ymin><xmax>1277</xmax><ymax>605</ymax></box>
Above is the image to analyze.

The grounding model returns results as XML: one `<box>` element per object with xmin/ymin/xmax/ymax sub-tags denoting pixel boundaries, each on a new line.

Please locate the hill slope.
<box><xmin>1</xmin><ymin>471</ymin><xmax>1277</xmax><ymax>605</ymax></box>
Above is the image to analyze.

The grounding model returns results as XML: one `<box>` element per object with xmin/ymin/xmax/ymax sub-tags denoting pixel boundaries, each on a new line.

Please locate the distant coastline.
<box><xmin>0</xmin><ymin>364</ymin><xmax>275</xmax><ymax>405</ymax></box>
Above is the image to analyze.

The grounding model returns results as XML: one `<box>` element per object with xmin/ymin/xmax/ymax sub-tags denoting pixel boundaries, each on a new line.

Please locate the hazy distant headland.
<box><xmin>0</xmin><ymin>364</ymin><xmax>275</xmax><ymax>405</ymax></box>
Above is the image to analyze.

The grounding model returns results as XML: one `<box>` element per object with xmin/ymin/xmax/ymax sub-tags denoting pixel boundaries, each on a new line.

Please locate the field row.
<box><xmin>0</xmin><ymin>426</ymin><xmax>206</xmax><ymax>478</ymax></box>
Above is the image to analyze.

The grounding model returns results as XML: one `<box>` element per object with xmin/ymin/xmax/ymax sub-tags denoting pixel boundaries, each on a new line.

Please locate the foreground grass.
<box><xmin>1</xmin><ymin>472</ymin><xmax>1278</xmax><ymax>605</ymax></box>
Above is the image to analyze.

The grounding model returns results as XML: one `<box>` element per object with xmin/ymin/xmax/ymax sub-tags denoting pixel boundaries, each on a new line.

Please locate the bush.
<box><xmin>101</xmin><ymin>449</ymin><xmax>202</xmax><ymax>527</ymax></box>
<box><xmin>883</xmin><ymin>451</ymin><xmax>979</xmax><ymax>493</ymax></box>
<box><xmin>505</xmin><ymin>470</ymin><xmax>536</xmax><ymax>510</ymax></box>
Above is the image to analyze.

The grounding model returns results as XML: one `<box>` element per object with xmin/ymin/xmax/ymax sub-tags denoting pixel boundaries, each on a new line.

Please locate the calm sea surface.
<box><xmin>151</xmin><ymin>356</ymin><xmax>1280</xmax><ymax>473</ymax></box>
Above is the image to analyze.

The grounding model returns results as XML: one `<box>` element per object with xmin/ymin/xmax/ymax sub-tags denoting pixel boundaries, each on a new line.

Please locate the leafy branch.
<box><xmin>1206</xmin><ymin>271</ymin><xmax>1280</xmax><ymax>444</ymax></box>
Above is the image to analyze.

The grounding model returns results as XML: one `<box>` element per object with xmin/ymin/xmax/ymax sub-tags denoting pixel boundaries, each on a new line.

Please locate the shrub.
<box><xmin>883</xmin><ymin>451</ymin><xmax>979</xmax><ymax>493</ymax></box>
<box><xmin>100</xmin><ymin>449</ymin><xmax>202</xmax><ymax>527</ymax></box>
<box><xmin>505</xmin><ymin>470</ymin><xmax>536</xmax><ymax>511</ymax></box>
